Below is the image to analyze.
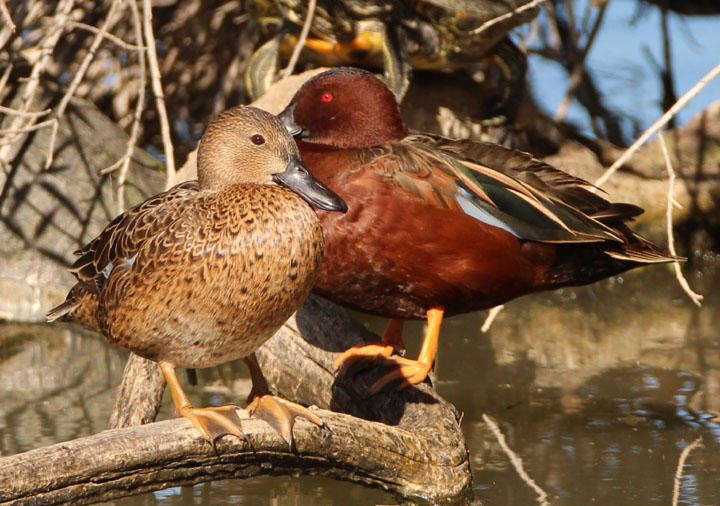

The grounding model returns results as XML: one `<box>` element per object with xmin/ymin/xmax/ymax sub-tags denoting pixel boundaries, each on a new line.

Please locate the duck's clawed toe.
<box><xmin>333</xmin><ymin>344</ymin><xmax>433</xmax><ymax>396</ymax></box>
<box><xmin>180</xmin><ymin>405</ymin><xmax>247</xmax><ymax>445</ymax></box>
<box><xmin>333</xmin><ymin>343</ymin><xmax>395</xmax><ymax>379</ymax></box>
<box><xmin>247</xmin><ymin>394</ymin><xmax>325</xmax><ymax>449</ymax></box>
<box><xmin>367</xmin><ymin>356</ymin><xmax>433</xmax><ymax>395</ymax></box>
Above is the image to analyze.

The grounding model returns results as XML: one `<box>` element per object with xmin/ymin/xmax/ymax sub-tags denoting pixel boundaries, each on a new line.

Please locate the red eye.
<box><xmin>321</xmin><ymin>92</ymin><xmax>333</xmax><ymax>102</ymax></box>
<box><xmin>251</xmin><ymin>134</ymin><xmax>265</xmax><ymax>145</ymax></box>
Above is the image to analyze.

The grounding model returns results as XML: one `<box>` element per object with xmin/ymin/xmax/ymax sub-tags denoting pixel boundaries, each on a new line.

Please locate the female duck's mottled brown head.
<box><xmin>198</xmin><ymin>105</ymin><xmax>346</xmax><ymax>212</ymax></box>
<box><xmin>285</xmin><ymin>67</ymin><xmax>407</xmax><ymax>149</ymax></box>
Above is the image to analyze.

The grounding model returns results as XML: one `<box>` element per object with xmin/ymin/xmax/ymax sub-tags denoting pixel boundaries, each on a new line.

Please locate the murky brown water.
<box><xmin>1</xmin><ymin>255</ymin><xmax>719</xmax><ymax>505</ymax></box>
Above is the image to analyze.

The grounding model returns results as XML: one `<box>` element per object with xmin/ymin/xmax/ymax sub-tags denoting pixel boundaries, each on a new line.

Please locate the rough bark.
<box><xmin>2</xmin><ymin>296</ymin><xmax>471</xmax><ymax>504</ymax></box>
<box><xmin>107</xmin><ymin>354</ymin><xmax>165</xmax><ymax>429</ymax></box>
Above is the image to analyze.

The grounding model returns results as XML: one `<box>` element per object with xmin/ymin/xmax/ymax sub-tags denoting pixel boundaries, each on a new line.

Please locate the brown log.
<box><xmin>2</xmin><ymin>296</ymin><xmax>471</xmax><ymax>503</ymax></box>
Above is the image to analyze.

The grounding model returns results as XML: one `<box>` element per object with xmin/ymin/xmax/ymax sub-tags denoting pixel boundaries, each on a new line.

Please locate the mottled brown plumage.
<box><xmin>47</xmin><ymin>105</ymin><xmax>346</xmax><ymax>445</ymax></box>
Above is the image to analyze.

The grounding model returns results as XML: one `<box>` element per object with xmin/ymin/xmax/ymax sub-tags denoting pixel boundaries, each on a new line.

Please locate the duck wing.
<box><xmin>70</xmin><ymin>180</ymin><xmax>200</xmax><ymax>290</ymax></box>
<box><xmin>356</xmin><ymin>136</ymin><xmax>626</xmax><ymax>245</ymax></box>
<box><xmin>418</xmin><ymin>135</ymin><xmax>676</xmax><ymax>263</ymax></box>
<box><xmin>422</xmin><ymin>135</ymin><xmax>642</xmax><ymax>218</ymax></box>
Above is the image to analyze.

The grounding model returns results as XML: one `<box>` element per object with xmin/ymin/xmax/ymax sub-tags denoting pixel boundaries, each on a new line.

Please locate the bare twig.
<box><xmin>142</xmin><ymin>0</ymin><xmax>175</xmax><ymax>186</ymax></box>
<box><xmin>45</xmin><ymin>0</ymin><xmax>124</xmax><ymax>169</ymax></box>
<box><xmin>280</xmin><ymin>0</ymin><xmax>316</xmax><ymax>79</ymax></box>
<box><xmin>0</xmin><ymin>0</ymin><xmax>74</xmax><ymax>169</ymax></box>
<box><xmin>0</xmin><ymin>0</ymin><xmax>15</xmax><ymax>33</ymax></box>
<box><xmin>483</xmin><ymin>414</ymin><xmax>549</xmax><ymax>505</ymax></box>
<box><xmin>481</xmin><ymin>305</ymin><xmax>505</xmax><ymax>333</ymax></box>
<box><xmin>658</xmin><ymin>132</ymin><xmax>703</xmax><ymax>307</ymax></box>
<box><xmin>671</xmin><ymin>436</ymin><xmax>703</xmax><ymax>506</ymax></box>
<box><xmin>101</xmin><ymin>0</ymin><xmax>148</xmax><ymax>212</ymax></box>
<box><xmin>595</xmin><ymin>61</ymin><xmax>720</xmax><ymax>187</ymax></box>
<box><xmin>0</xmin><ymin>105</ymin><xmax>50</xmax><ymax>117</ymax></box>
<box><xmin>554</xmin><ymin>1</ymin><xmax>608</xmax><ymax>122</ymax></box>
<box><xmin>471</xmin><ymin>0</ymin><xmax>547</xmax><ymax>35</ymax></box>
<box><xmin>0</xmin><ymin>61</ymin><xmax>12</xmax><ymax>100</ymax></box>
<box><xmin>69</xmin><ymin>20</ymin><xmax>139</xmax><ymax>50</ymax></box>
<box><xmin>0</xmin><ymin>119</ymin><xmax>57</xmax><ymax>137</ymax></box>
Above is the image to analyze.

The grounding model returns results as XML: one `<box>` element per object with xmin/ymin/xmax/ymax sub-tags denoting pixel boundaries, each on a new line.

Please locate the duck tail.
<box><xmin>603</xmin><ymin>222</ymin><xmax>681</xmax><ymax>264</ymax></box>
<box><xmin>46</xmin><ymin>299</ymin><xmax>79</xmax><ymax>322</ymax></box>
<box><xmin>46</xmin><ymin>282</ymin><xmax>100</xmax><ymax>328</ymax></box>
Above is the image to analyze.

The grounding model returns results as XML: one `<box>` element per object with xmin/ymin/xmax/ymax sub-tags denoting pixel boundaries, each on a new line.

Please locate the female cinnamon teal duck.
<box><xmin>279</xmin><ymin>67</ymin><xmax>675</xmax><ymax>394</ymax></box>
<box><xmin>47</xmin><ymin>105</ymin><xmax>346</xmax><ymax>445</ymax></box>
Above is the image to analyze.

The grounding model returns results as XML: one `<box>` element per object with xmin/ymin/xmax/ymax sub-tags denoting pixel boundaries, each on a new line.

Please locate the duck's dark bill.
<box><xmin>278</xmin><ymin>104</ymin><xmax>309</xmax><ymax>139</ymax></box>
<box><xmin>274</xmin><ymin>157</ymin><xmax>347</xmax><ymax>213</ymax></box>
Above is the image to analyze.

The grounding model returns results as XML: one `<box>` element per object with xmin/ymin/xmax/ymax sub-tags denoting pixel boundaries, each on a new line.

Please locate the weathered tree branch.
<box><xmin>1</xmin><ymin>296</ymin><xmax>471</xmax><ymax>503</ymax></box>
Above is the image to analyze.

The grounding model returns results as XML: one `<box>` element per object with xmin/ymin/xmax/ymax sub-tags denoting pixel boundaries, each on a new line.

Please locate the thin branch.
<box><xmin>481</xmin><ymin>305</ymin><xmax>505</xmax><ymax>333</ymax></box>
<box><xmin>671</xmin><ymin>436</ymin><xmax>703</xmax><ymax>506</ymax></box>
<box><xmin>0</xmin><ymin>0</ymin><xmax>74</xmax><ymax>167</ymax></box>
<box><xmin>0</xmin><ymin>105</ymin><xmax>50</xmax><ymax>117</ymax></box>
<box><xmin>0</xmin><ymin>0</ymin><xmax>15</xmax><ymax>33</ymax></box>
<box><xmin>280</xmin><ymin>0</ymin><xmax>316</xmax><ymax>79</ymax></box>
<box><xmin>45</xmin><ymin>0</ymin><xmax>124</xmax><ymax>169</ymax></box>
<box><xmin>554</xmin><ymin>1</ymin><xmax>608</xmax><ymax>122</ymax></box>
<box><xmin>0</xmin><ymin>60</ymin><xmax>12</xmax><ymax>100</ymax></box>
<box><xmin>0</xmin><ymin>119</ymin><xmax>56</xmax><ymax>137</ymax></box>
<box><xmin>483</xmin><ymin>414</ymin><xmax>549</xmax><ymax>505</ymax></box>
<box><xmin>595</xmin><ymin>61</ymin><xmax>720</xmax><ymax>187</ymax></box>
<box><xmin>471</xmin><ymin>0</ymin><xmax>548</xmax><ymax>35</ymax></box>
<box><xmin>69</xmin><ymin>20</ymin><xmax>140</xmax><ymax>50</ymax></box>
<box><xmin>102</xmin><ymin>0</ymin><xmax>148</xmax><ymax>212</ymax></box>
<box><xmin>658</xmin><ymin>132</ymin><xmax>703</xmax><ymax>307</ymax></box>
<box><xmin>142</xmin><ymin>0</ymin><xmax>175</xmax><ymax>186</ymax></box>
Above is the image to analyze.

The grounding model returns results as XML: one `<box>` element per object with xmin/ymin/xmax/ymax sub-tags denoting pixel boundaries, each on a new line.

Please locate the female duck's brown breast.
<box><xmin>101</xmin><ymin>184</ymin><xmax>324</xmax><ymax>368</ymax></box>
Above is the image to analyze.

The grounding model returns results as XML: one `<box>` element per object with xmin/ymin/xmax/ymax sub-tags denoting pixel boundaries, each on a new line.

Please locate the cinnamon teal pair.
<box><xmin>279</xmin><ymin>67</ymin><xmax>675</xmax><ymax>394</ymax></box>
<box><xmin>47</xmin><ymin>106</ymin><xmax>347</xmax><ymax>445</ymax></box>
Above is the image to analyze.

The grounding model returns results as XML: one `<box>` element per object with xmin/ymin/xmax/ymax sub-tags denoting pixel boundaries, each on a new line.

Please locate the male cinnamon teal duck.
<box><xmin>47</xmin><ymin>105</ymin><xmax>346</xmax><ymax>445</ymax></box>
<box><xmin>246</xmin><ymin>0</ymin><xmax>535</xmax><ymax>108</ymax></box>
<box><xmin>279</xmin><ymin>67</ymin><xmax>675</xmax><ymax>394</ymax></box>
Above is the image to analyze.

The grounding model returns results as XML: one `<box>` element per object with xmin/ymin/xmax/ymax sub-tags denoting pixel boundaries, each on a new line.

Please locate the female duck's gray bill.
<box><xmin>273</xmin><ymin>157</ymin><xmax>347</xmax><ymax>213</ymax></box>
<box><xmin>278</xmin><ymin>104</ymin><xmax>309</xmax><ymax>139</ymax></box>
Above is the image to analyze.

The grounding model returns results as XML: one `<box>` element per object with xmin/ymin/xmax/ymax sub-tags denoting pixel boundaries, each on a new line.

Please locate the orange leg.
<box><xmin>382</xmin><ymin>318</ymin><xmax>407</xmax><ymax>355</ymax></box>
<box><xmin>334</xmin><ymin>308</ymin><xmax>445</xmax><ymax>395</ymax></box>
<box><xmin>160</xmin><ymin>361</ymin><xmax>244</xmax><ymax>443</ymax></box>
<box><xmin>244</xmin><ymin>354</ymin><xmax>325</xmax><ymax>448</ymax></box>
<box><xmin>333</xmin><ymin>318</ymin><xmax>406</xmax><ymax>377</ymax></box>
<box><xmin>368</xmin><ymin>307</ymin><xmax>444</xmax><ymax>394</ymax></box>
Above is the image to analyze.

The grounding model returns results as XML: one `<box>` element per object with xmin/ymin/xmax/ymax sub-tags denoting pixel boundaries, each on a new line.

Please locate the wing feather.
<box><xmin>70</xmin><ymin>180</ymin><xmax>200</xmax><ymax>287</ymax></box>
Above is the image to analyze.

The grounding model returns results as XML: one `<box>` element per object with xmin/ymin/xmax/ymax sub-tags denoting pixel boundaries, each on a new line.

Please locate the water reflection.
<box><xmin>0</xmin><ymin>259</ymin><xmax>718</xmax><ymax>504</ymax></box>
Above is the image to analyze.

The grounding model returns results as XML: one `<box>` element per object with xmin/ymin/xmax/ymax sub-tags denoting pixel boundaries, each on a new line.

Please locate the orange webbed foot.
<box><xmin>179</xmin><ymin>405</ymin><xmax>247</xmax><ymax>444</ymax></box>
<box><xmin>333</xmin><ymin>318</ymin><xmax>407</xmax><ymax>378</ymax></box>
<box><xmin>247</xmin><ymin>394</ymin><xmax>326</xmax><ymax>449</ymax></box>
<box><xmin>335</xmin><ymin>309</ymin><xmax>444</xmax><ymax>396</ymax></box>
<box><xmin>367</xmin><ymin>356</ymin><xmax>433</xmax><ymax>395</ymax></box>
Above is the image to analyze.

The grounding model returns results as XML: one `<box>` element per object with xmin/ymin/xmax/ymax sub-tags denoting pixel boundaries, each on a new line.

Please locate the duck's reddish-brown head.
<box><xmin>281</xmin><ymin>67</ymin><xmax>408</xmax><ymax>149</ymax></box>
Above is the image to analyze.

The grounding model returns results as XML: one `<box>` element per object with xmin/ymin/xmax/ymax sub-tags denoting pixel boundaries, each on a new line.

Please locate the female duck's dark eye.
<box><xmin>251</xmin><ymin>134</ymin><xmax>265</xmax><ymax>145</ymax></box>
<box><xmin>321</xmin><ymin>92</ymin><xmax>333</xmax><ymax>102</ymax></box>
